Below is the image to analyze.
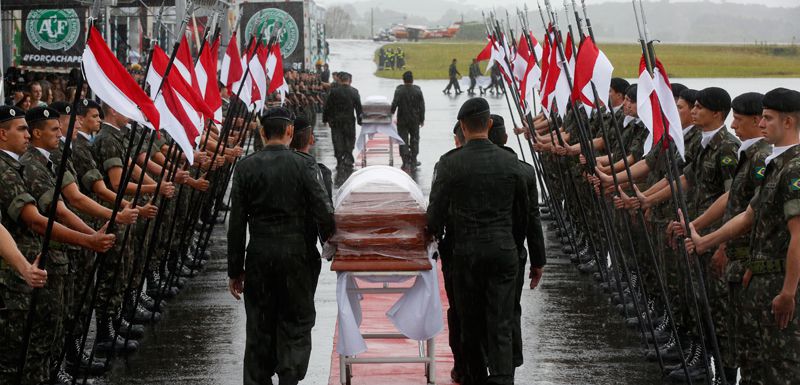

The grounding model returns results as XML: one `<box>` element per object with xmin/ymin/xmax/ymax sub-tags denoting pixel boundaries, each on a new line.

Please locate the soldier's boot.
<box><xmin>646</xmin><ymin>333</ymin><xmax>677</xmax><ymax>362</ymax></box>
<box><xmin>115</xmin><ymin>307</ymin><xmax>145</xmax><ymax>339</ymax></box>
<box><xmin>577</xmin><ymin>259</ymin><xmax>600</xmax><ymax>274</ymax></box>
<box><xmin>52</xmin><ymin>366</ymin><xmax>75</xmax><ymax>385</ymax></box>
<box><xmin>138</xmin><ymin>291</ymin><xmax>156</xmax><ymax>312</ymax></box>
<box><xmin>146</xmin><ymin>270</ymin><xmax>178</xmax><ymax>301</ymax></box>
<box><xmin>666</xmin><ymin>343</ymin><xmax>708</xmax><ymax>383</ymax></box>
<box><xmin>65</xmin><ymin>336</ymin><xmax>108</xmax><ymax>376</ymax></box>
<box><xmin>662</xmin><ymin>341</ymin><xmax>695</xmax><ymax>374</ymax></box>
<box><xmin>125</xmin><ymin>296</ymin><xmax>160</xmax><ymax>325</ymax></box>
<box><xmin>95</xmin><ymin>315</ymin><xmax>139</xmax><ymax>354</ymax></box>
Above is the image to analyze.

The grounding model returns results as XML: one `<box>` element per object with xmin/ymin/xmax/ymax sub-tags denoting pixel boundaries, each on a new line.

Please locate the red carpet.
<box><xmin>327</xmin><ymin>262</ymin><xmax>455</xmax><ymax>385</ymax></box>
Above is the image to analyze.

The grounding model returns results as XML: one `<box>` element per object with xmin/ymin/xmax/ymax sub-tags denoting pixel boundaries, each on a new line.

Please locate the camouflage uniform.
<box><xmin>719</xmin><ymin>138</ymin><xmax>771</xmax><ymax>368</ymax></box>
<box><xmin>0</xmin><ymin>150</ymin><xmax>47</xmax><ymax>385</ymax></box>
<box><xmin>91</xmin><ymin>122</ymin><xmax>136</xmax><ymax>319</ymax></box>
<box><xmin>739</xmin><ymin>144</ymin><xmax>800</xmax><ymax>384</ymax></box>
<box><xmin>20</xmin><ymin>146</ymin><xmax>78</xmax><ymax>375</ymax></box>
<box><xmin>68</xmin><ymin>132</ymin><xmax>105</xmax><ymax>337</ymax></box>
<box><xmin>683</xmin><ymin>126</ymin><xmax>739</xmax><ymax>361</ymax></box>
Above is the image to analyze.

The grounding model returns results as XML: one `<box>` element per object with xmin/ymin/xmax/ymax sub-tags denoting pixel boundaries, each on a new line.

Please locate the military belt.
<box><xmin>745</xmin><ymin>259</ymin><xmax>785</xmax><ymax>276</ymax></box>
<box><xmin>726</xmin><ymin>246</ymin><xmax>750</xmax><ymax>261</ymax></box>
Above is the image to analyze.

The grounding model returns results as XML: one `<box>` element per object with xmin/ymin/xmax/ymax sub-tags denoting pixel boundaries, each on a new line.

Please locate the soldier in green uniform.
<box><xmin>427</xmin><ymin>98</ymin><xmax>528</xmax><ymax>385</ymax></box>
<box><xmin>634</xmin><ymin>87</ymin><xmax>740</xmax><ymax>381</ymax></box>
<box><xmin>289</xmin><ymin>116</ymin><xmax>333</xmax><ymax>292</ymax></box>
<box><xmin>91</xmin><ymin>104</ymin><xmax>172</xmax><ymax>354</ymax></box>
<box><xmin>391</xmin><ymin>71</ymin><xmax>426</xmax><ymax>171</ymax></box>
<box><xmin>227</xmin><ymin>107</ymin><xmax>335</xmax><ymax>385</ymax></box>
<box><xmin>687</xmin><ymin>87</ymin><xmax>800</xmax><ymax>384</ymax></box>
<box><xmin>442</xmin><ymin>58</ymin><xmax>462</xmax><ymax>95</ymax></box>
<box><xmin>0</xmin><ymin>105</ymin><xmax>115</xmax><ymax>385</ymax></box>
<box><xmin>487</xmin><ymin>115</ymin><xmax>546</xmax><ymax>376</ymax></box>
<box><xmin>676</xmin><ymin>92</ymin><xmax>770</xmax><ymax>383</ymax></box>
<box><xmin>322</xmin><ymin>72</ymin><xmax>362</xmax><ymax>178</ymax></box>
<box><xmin>468</xmin><ymin>59</ymin><xmax>481</xmax><ymax>96</ymax></box>
<box><xmin>0</xmin><ymin>220</ymin><xmax>47</xmax><ymax>290</ymax></box>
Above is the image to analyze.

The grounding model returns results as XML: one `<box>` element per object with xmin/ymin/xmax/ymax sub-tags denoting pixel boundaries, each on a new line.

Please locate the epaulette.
<box><xmin>440</xmin><ymin>147</ymin><xmax>462</xmax><ymax>158</ymax></box>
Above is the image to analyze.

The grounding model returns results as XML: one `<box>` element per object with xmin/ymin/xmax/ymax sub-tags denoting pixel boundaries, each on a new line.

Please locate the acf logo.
<box><xmin>244</xmin><ymin>8</ymin><xmax>300</xmax><ymax>57</ymax></box>
<box><xmin>26</xmin><ymin>9</ymin><xmax>80</xmax><ymax>51</ymax></box>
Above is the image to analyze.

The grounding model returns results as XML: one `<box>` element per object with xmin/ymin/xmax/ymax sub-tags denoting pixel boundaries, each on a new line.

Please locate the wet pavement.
<box><xmin>96</xmin><ymin>39</ymin><xmax>800</xmax><ymax>385</ymax></box>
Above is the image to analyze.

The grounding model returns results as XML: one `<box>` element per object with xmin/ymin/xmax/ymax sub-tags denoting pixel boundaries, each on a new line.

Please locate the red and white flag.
<box><xmin>519</xmin><ymin>53</ymin><xmax>541</xmax><ymax>114</ymax></box>
<box><xmin>490</xmin><ymin>36</ymin><xmax>513</xmax><ymax>86</ymax></box>
<box><xmin>146</xmin><ymin>45</ymin><xmax>214</xmax><ymax>165</ymax></box>
<box><xmin>220</xmin><ymin>32</ymin><xmax>243</xmax><ymax>92</ymax></box>
<box><xmin>511</xmin><ymin>34</ymin><xmax>530</xmax><ymax>83</ymax></box>
<box><xmin>571</xmin><ymin>38</ymin><xmax>614</xmax><ymax>116</ymax></box>
<box><xmin>82</xmin><ymin>26</ymin><xmax>159</xmax><ymax>130</ymax></box>
<box><xmin>248</xmin><ymin>44</ymin><xmax>269</xmax><ymax>112</ymax></box>
<box><xmin>196</xmin><ymin>37</ymin><xmax>222</xmax><ymax>122</ymax></box>
<box><xmin>637</xmin><ymin>55</ymin><xmax>684</xmax><ymax>159</ymax></box>
<box><xmin>476</xmin><ymin>36</ymin><xmax>493</xmax><ymax>62</ymax></box>
<box><xmin>266</xmin><ymin>42</ymin><xmax>289</xmax><ymax>96</ymax></box>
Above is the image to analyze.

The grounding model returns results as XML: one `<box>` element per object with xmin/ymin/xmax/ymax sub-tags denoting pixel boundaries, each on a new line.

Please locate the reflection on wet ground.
<box><xmin>99</xmin><ymin>39</ymin><xmax>800</xmax><ymax>385</ymax></box>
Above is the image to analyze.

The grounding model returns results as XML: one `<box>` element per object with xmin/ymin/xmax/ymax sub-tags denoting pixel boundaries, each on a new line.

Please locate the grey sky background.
<box><xmin>316</xmin><ymin>0</ymin><xmax>799</xmax><ymax>9</ymax></box>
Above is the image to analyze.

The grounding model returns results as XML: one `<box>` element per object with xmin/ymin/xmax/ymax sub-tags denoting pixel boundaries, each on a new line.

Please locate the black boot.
<box><xmin>667</xmin><ymin>343</ymin><xmax>708</xmax><ymax>382</ymax></box>
<box><xmin>115</xmin><ymin>314</ymin><xmax>145</xmax><ymax>339</ymax></box>
<box><xmin>65</xmin><ymin>336</ymin><xmax>108</xmax><ymax>375</ymax></box>
<box><xmin>95</xmin><ymin>315</ymin><xmax>139</xmax><ymax>354</ymax></box>
<box><xmin>138</xmin><ymin>291</ymin><xmax>156</xmax><ymax>311</ymax></box>
<box><xmin>52</xmin><ymin>366</ymin><xmax>75</xmax><ymax>385</ymax></box>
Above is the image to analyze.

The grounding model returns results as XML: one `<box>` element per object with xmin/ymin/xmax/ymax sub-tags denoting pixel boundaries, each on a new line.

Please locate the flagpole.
<box><xmin>633</xmin><ymin>1</ymin><xmax>726</xmax><ymax>382</ymax></box>
<box><xmin>566</xmin><ymin>0</ymin><xmax>671</xmax><ymax>369</ymax></box>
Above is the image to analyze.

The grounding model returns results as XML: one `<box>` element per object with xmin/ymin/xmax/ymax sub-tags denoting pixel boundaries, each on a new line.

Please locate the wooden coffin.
<box><xmin>331</xmin><ymin>186</ymin><xmax>431</xmax><ymax>272</ymax></box>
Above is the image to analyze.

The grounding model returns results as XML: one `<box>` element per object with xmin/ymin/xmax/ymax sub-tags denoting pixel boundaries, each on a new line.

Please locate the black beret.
<box><xmin>402</xmin><ymin>71</ymin><xmax>413</xmax><ymax>82</ymax></box>
<box><xmin>731</xmin><ymin>92</ymin><xmax>764</xmax><ymax>116</ymax></box>
<box><xmin>294</xmin><ymin>116</ymin><xmax>311</xmax><ymax>132</ymax></box>
<box><xmin>0</xmin><ymin>105</ymin><xmax>26</xmax><ymax>123</ymax></box>
<box><xmin>25</xmin><ymin>106</ymin><xmax>60</xmax><ymax>124</ymax></box>
<box><xmin>80</xmin><ymin>99</ymin><xmax>104</xmax><ymax>119</ymax></box>
<box><xmin>488</xmin><ymin>114</ymin><xmax>507</xmax><ymax>145</ymax></box>
<box><xmin>679</xmin><ymin>89</ymin><xmax>699</xmax><ymax>106</ymax></box>
<box><xmin>625</xmin><ymin>84</ymin><xmax>637</xmax><ymax>102</ymax></box>
<box><xmin>671</xmin><ymin>83</ymin><xmax>688</xmax><ymax>98</ymax></box>
<box><xmin>339</xmin><ymin>72</ymin><xmax>352</xmax><ymax>81</ymax></box>
<box><xmin>610</xmin><ymin>78</ymin><xmax>630</xmax><ymax>94</ymax></box>
<box><xmin>49</xmin><ymin>101</ymin><xmax>71</xmax><ymax>115</ymax></box>
<box><xmin>762</xmin><ymin>88</ymin><xmax>800</xmax><ymax>113</ymax></box>
<box><xmin>697</xmin><ymin>87</ymin><xmax>731</xmax><ymax>114</ymax></box>
<box><xmin>452</xmin><ymin>121</ymin><xmax>461</xmax><ymax>135</ymax></box>
<box><xmin>457</xmin><ymin>97</ymin><xmax>490</xmax><ymax>120</ymax></box>
<box><xmin>261</xmin><ymin>107</ymin><xmax>294</xmax><ymax>123</ymax></box>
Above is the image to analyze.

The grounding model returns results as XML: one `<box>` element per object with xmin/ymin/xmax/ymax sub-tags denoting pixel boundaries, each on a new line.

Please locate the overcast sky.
<box><xmin>316</xmin><ymin>0</ymin><xmax>799</xmax><ymax>8</ymax></box>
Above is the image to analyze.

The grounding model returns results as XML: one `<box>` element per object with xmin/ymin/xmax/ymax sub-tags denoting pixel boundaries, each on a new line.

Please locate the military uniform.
<box><xmin>427</xmin><ymin>99</ymin><xmax>528</xmax><ymax>385</ymax></box>
<box><xmin>228</xmin><ymin>109</ymin><xmax>335</xmax><ymax>385</ymax></box>
<box><xmin>468</xmin><ymin>62</ymin><xmax>480</xmax><ymax>94</ymax></box>
<box><xmin>322</xmin><ymin>79</ymin><xmax>362</xmax><ymax>173</ymax></box>
<box><xmin>390</xmin><ymin>81</ymin><xmax>425</xmax><ymax>167</ymax></box>
<box><xmin>740</xmin><ymin>143</ymin><xmax>800</xmax><ymax>383</ymax></box>
<box><xmin>0</xmin><ymin>141</ymin><xmax>48</xmax><ymax>385</ymax></box>
<box><xmin>443</xmin><ymin>61</ymin><xmax>462</xmax><ymax>94</ymax></box>
<box><xmin>720</xmin><ymin>138</ymin><xmax>771</xmax><ymax>369</ymax></box>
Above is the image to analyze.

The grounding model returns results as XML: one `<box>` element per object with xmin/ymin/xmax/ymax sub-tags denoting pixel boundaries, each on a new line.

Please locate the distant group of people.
<box><xmin>378</xmin><ymin>47</ymin><xmax>406</xmax><ymax>71</ymax></box>
<box><xmin>444</xmin><ymin>58</ymin><xmax>505</xmax><ymax>97</ymax></box>
<box><xmin>4</xmin><ymin>68</ymin><xmax>89</xmax><ymax>111</ymax></box>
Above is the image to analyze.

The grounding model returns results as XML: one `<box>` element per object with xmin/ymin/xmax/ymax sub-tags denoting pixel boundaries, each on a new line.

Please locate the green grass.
<box><xmin>374</xmin><ymin>41</ymin><xmax>800</xmax><ymax>79</ymax></box>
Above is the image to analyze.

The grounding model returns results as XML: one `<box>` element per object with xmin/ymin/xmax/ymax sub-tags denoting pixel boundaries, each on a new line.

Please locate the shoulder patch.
<box><xmin>755</xmin><ymin>166</ymin><xmax>766</xmax><ymax>180</ymax></box>
<box><xmin>721</xmin><ymin>156</ymin><xmax>735</xmax><ymax>166</ymax></box>
<box><xmin>791</xmin><ymin>178</ymin><xmax>800</xmax><ymax>191</ymax></box>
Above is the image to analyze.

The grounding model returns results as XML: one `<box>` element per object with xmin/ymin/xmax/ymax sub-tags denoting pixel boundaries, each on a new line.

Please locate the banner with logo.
<box><xmin>240</xmin><ymin>2</ymin><xmax>304</xmax><ymax>68</ymax></box>
<box><xmin>21</xmin><ymin>8</ymin><xmax>86</xmax><ymax>67</ymax></box>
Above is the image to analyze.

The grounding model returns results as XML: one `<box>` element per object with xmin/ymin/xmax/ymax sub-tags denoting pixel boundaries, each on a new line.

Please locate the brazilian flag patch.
<box><xmin>721</xmin><ymin>156</ymin><xmax>735</xmax><ymax>166</ymax></box>
<box><xmin>755</xmin><ymin>166</ymin><xmax>766</xmax><ymax>180</ymax></box>
<box><xmin>792</xmin><ymin>178</ymin><xmax>800</xmax><ymax>191</ymax></box>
